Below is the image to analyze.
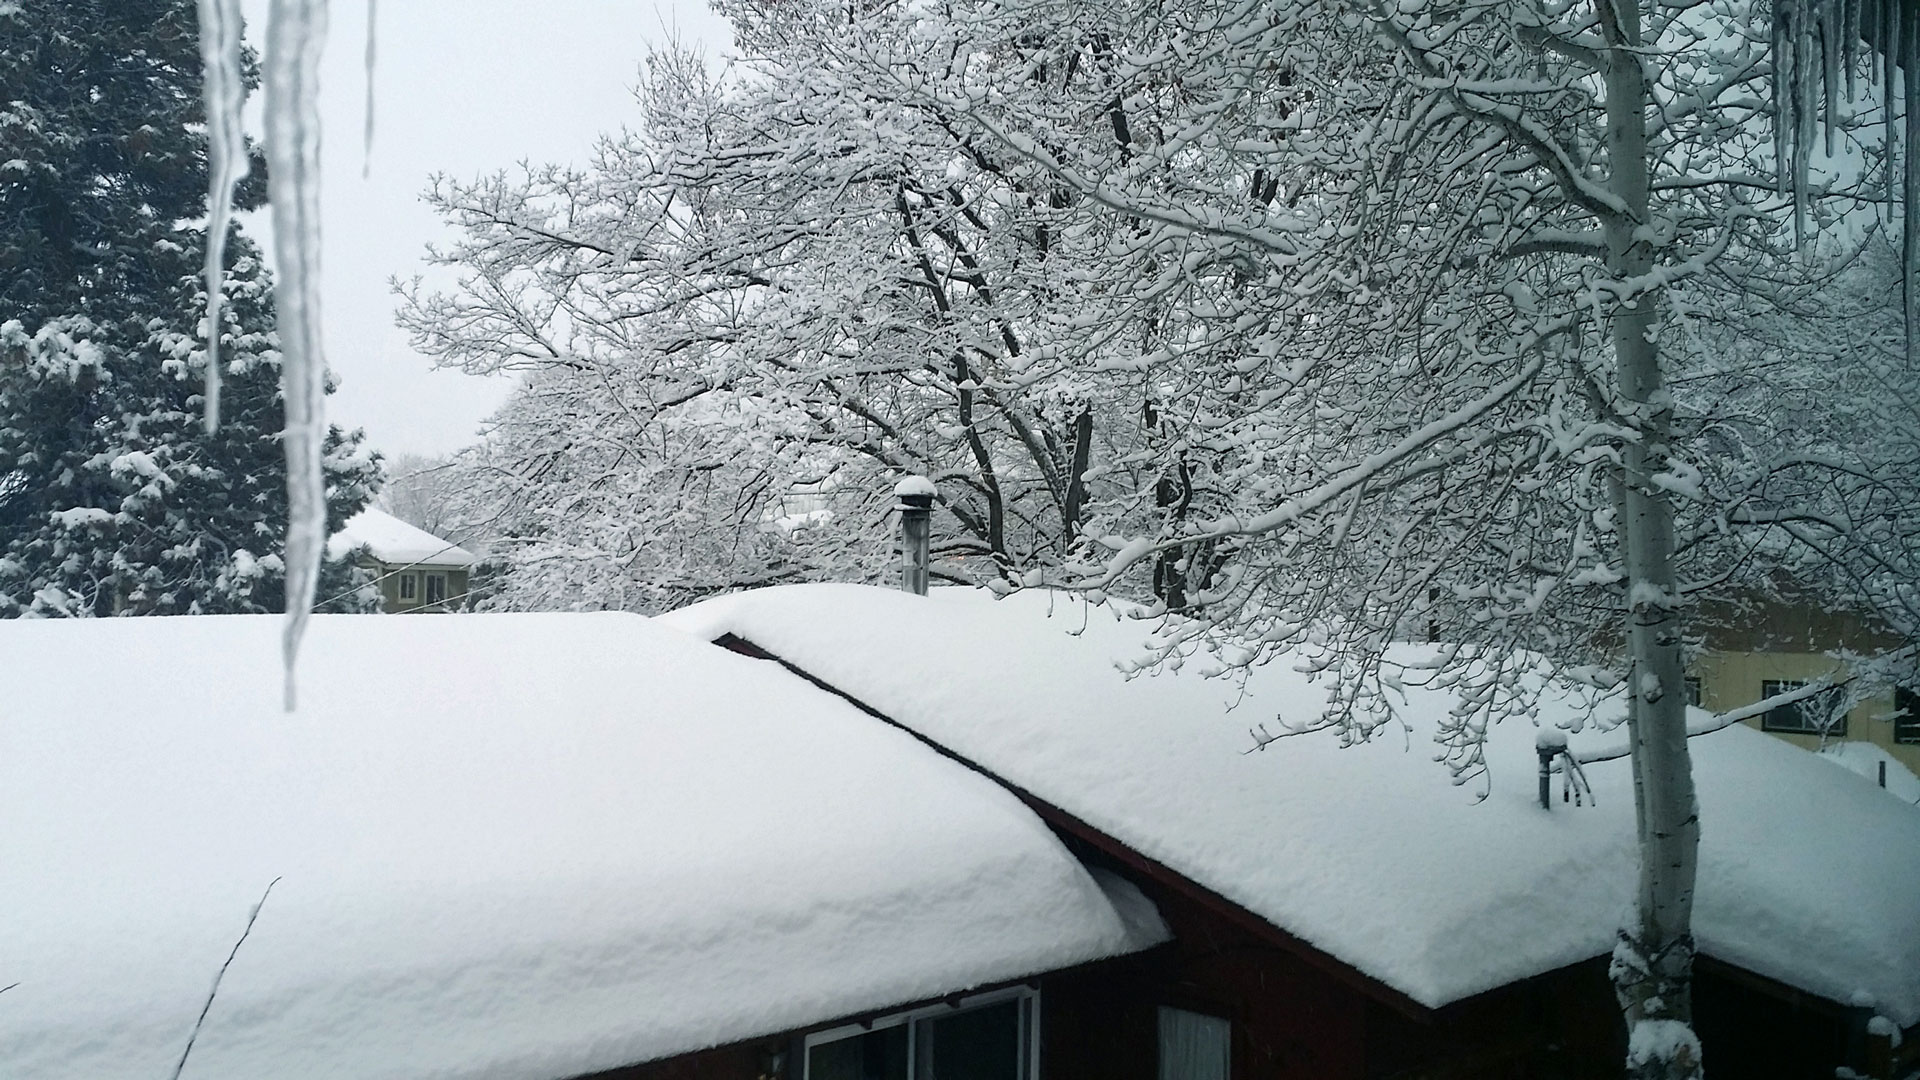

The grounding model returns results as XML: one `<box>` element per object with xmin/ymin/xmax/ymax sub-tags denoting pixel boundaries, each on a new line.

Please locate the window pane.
<box><xmin>1897</xmin><ymin>688</ymin><xmax>1920</xmax><ymax>745</ymax></box>
<box><xmin>1158</xmin><ymin>1007</ymin><xmax>1230</xmax><ymax>1080</ymax></box>
<box><xmin>398</xmin><ymin>573</ymin><xmax>416</xmax><ymax>599</ymax></box>
<box><xmin>1761</xmin><ymin>680</ymin><xmax>1812</xmax><ymax>733</ymax></box>
<box><xmin>426</xmin><ymin>574</ymin><xmax>447</xmax><ymax>603</ymax></box>
<box><xmin>809</xmin><ymin>1025</ymin><xmax>908</xmax><ymax>1080</ymax></box>
<box><xmin>915</xmin><ymin>999</ymin><xmax>1023</xmax><ymax>1080</ymax></box>
<box><xmin>1761</xmin><ymin>680</ymin><xmax>1847</xmax><ymax>736</ymax></box>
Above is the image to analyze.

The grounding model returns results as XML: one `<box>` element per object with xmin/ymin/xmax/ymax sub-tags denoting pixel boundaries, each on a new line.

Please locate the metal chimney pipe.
<box><xmin>895</xmin><ymin>476</ymin><xmax>936</xmax><ymax>596</ymax></box>
<box><xmin>1535</xmin><ymin>727</ymin><xmax>1568</xmax><ymax>810</ymax></box>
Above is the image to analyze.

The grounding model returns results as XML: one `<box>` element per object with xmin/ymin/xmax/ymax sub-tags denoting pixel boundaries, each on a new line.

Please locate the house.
<box><xmin>657</xmin><ymin>584</ymin><xmax>1920</xmax><ymax>1080</ymax></box>
<box><xmin>1688</xmin><ymin>596</ymin><xmax>1919</xmax><ymax>780</ymax></box>
<box><xmin>328</xmin><ymin>507</ymin><xmax>478</xmax><ymax>612</ymax></box>
<box><xmin>3</xmin><ymin>591</ymin><xmax>1917</xmax><ymax>1080</ymax></box>
<box><xmin>0</xmin><ymin>612</ymin><xmax>1159</xmax><ymax>1080</ymax></box>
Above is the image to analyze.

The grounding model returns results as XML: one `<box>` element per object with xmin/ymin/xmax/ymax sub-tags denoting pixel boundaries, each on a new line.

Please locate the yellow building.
<box><xmin>327</xmin><ymin>507</ymin><xmax>477</xmax><ymax>613</ymax></box>
<box><xmin>1690</xmin><ymin>600</ymin><xmax>1919</xmax><ymax>778</ymax></box>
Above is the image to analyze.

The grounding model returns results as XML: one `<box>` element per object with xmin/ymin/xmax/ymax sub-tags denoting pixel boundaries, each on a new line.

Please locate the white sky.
<box><xmin>236</xmin><ymin>0</ymin><xmax>736</xmax><ymax>458</ymax></box>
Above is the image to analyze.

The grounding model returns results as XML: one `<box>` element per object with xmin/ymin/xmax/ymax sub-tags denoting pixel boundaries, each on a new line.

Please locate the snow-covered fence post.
<box><xmin>896</xmin><ymin>476</ymin><xmax>935</xmax><ymax>596</ymax></box>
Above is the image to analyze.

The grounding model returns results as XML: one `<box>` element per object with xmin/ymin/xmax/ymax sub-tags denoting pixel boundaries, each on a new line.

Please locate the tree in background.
<box><xmin>377</xmin><ymin>452</ymin><xmax>477</xmax><ymax>547</ymax></box>
<box><xmin>407</xmin><ymin>0</ymin><xmax>1914</xmax><ymax>1072</ymax></box>
<box><xmin>398</xmin><ymin>37</ymin><xmax>1218</xmax><ymax>610</ymax></box>
<box><xmin>852</xmin><ymin>2</ymin><xmax>1915</xmax><ymax>1075</ymax></box>
<box><xmin>0</xmin><ymin>0</ymin><xmax>379</xmax><ymax>616</ymax></box>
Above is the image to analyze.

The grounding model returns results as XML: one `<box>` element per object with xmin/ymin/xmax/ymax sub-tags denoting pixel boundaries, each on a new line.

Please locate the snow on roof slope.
<box><xmin>1817</xmin><ymin>741</ymin><xmax>1920</xmax><ymax>805</ymax></box>
<box><xmin>0</xmin><ymin>613</ymin><xmax>1162</xmax><ymax>1080</ymax></box>
<box><xmin>326</xmin><ymin>506</ymin><xmax>478</xmax><ymax>567</ymax></box>
<box><xmin>659</xmin><ymin>584</ymin><xmax>1920</xmax><ymax>1025</ymax></box>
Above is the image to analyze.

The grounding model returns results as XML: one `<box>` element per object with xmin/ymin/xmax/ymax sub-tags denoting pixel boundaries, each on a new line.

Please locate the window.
<box><xmin>1158</xmin><ymin>1007</ymin><xmax>1231</xmax><ymax>1080</ymax></box>
<box><xmin>1760</xmin><ymin>680</ymin><xmax>1846</xmax><ymax>737</ymax></box>
<box><xmin>397</xmin><ymin>572</ymin><xmax>417</xmax><ymax>601</ymax></box>
<box><xmin>425</xmin><ymin>573</ymin><xmax>447</xmax><ymax>605</ymax></box>
<box><xmin>804</xmin><ymin>988</ymin><xmax>1034</xmax><ymax>1080</ymax></box>
<box><xmin>1684</xmin><ymin>677</ymin><xmax>1702</xmax><ymax>708</ymax></box>
<box><xmin>1896</xmin><ymin>687</ymin><xmax>1920</xmax><ymax>745</ymax></box>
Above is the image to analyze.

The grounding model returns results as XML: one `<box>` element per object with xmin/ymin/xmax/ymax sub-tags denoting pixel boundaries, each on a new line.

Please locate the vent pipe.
<box><xmin>1535</xmin><ymin>727</ymin><xmax>1568</xmax><ymax>810</ymax></box>
<box><xmin>895</xmin><ymin>476</ymin><xmax>936</xmax><ymax>596</ymax></box>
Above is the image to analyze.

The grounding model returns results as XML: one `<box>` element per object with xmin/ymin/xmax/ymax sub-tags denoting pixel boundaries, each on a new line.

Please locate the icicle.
<box><xmin>1789</xmin><ymin>3</ymin><xmax>1804</xmax><ymax>243</ymax></box>
<box><xmin>1774</xmin><ymin>4</ymin><xmax>1793</xmax><ymax>196</ymax></box>
<box><xmin>1823</xmin><ymin>0</ymin><xmax>1841</xmax><ymax>156</ymax></box>
<box><xmin>1843</xmin><ymin>0</ymin><xmax>1860</xmax><ymax>102</ymax></box>
<box><xmin>1889</xmin><ymin>0</ymin><xmax>1905</xmax><ymax>202</ymax></box>
<box><xmin>263</xmin><ymin>0</ymin><xmax>330</xmax><ymax>711</ymax></box>
<box><xmin>362</xmin><ymin>0</ymin><xmax>376</xmax><ymax>178</ymax></box>
<box><xmin>1906</xmin><ymin>2</ymin><xmax>1919</xmax><ymax>364</ymax></box>
<box><xmin>196</xmin><ymin>0</ymin><xmax>249</xmax><ymax>433</ymax></box>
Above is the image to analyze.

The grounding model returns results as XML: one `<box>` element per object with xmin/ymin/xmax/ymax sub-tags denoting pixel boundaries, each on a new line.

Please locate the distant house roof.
<box><xmin>0</xmin><ymin>613</ymin><xmax>1162</xmax><ymax>1080</ymax></box>
<box><xmin>326</xmin><ymin>507</ymin><xmax>479</xmax><ymax>568</ymax></box>
<box><xmin>659</xmin><ymin>583</ymin><xmax>1920</xmax><ymax>1027</ymax></box>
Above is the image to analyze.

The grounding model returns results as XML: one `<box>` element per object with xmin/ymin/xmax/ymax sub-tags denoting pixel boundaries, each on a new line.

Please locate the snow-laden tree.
<box><xmin>398</xmin><ymin>0</ymin><xmax>1913</xmax><ymax>1070</ymax></box>
<box><xmin>833</xmin><ymin>1</ymin><xmax>1917</xmax><ymax>1075</ymax></box>
<box><xmin>397</xmin><ymin>38</ymin><xmax>1232</xmax><ymax>609</ymax></box>
<box><xmin>377</xmin><ymin>452</ymin><xmax>481</xmax><ymax>546</ymax></box>
<box><xmin>0</xmin><ymin>0</ymin><xmax>379</xmax><ymax>617</ymax></box>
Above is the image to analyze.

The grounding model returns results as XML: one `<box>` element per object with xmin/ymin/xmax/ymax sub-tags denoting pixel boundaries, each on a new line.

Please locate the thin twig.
<box><xmin>171</xmin><ymin>877</ymin><xmax>281</xmax><ymax>1080</ymax></box>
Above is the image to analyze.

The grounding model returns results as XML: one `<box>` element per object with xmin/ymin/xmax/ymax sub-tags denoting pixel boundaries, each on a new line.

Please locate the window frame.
<box><xmin>1895</xmin><ymin>687</ymin><xmax>1920</xmax><ymax>745</ymax></box>
<box><xmin>800</xmin><ymin>985</ymin><xmax>1038</xmax><ymax>1080</ymax></box>
<box><xmin>1157</xmin><ymin>1003</ymin><xmax>1233</xmax><ymax>1080</ymax></box>
<box><xmin>396</xmin><ymin>571</ymin><xmax>417</xmax><ymax>601</ymax></box>
<box><xmin>1759</xmin><ymin>679</ymin><xmax>1847</xmax><ymax>737</ymax></box>
<box><xmin>424</xmin><ymin>572</ymin><xmax>448</xmax><ymax>605</ymax></box>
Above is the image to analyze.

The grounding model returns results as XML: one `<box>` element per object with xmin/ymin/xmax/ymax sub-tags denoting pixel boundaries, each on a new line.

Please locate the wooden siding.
<box><xmin>1692</xmin><ymin>650</ymin><xmax>1919</xmax><ymax>775</ymax></box>
<box><xmin>564</xmin><ymin>868</ymin><xmax>1899</xmax><ymax>1080</ymax></box>
<box><xmin>366</xmin><ymin>559</ymin><xmax>471</xmax><ymax>613</ymax></box>
<box><xmin>626</xmin><ymin>634</ymin><xmax>1902</xmax><ymax>1080</ymax></box>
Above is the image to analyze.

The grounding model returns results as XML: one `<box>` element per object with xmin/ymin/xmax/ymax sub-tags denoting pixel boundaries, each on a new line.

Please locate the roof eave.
<box><xmin>712</xmin><ymin>631</ymin><xmax>1438</xmax><ymax>1023</ymax></box>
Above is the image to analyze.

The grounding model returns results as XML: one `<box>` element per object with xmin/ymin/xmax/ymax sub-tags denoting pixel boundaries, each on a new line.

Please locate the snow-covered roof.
<box><xmin>0</xmin><ymin>613</ymin><xmax>1162</xmax><ymax>1080</ymax></box>
<box><xmin>659</xmin><ymin>584</ymin><xmax>1920</xmax><ymax>1026</ymax></box>
<box><xmin>1818</xmin><ymin>741</ymin><xmax>1920</xmax><ymax>805</ymax></box>
<box><xmin>326</xmin><ymin>506</ymin><xmax>478</xmax><ymax>568</ymax></box>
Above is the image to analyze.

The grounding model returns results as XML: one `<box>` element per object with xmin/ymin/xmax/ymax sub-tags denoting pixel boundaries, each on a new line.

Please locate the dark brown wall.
<box><xmin>1363</xmin><ymin>961</ymin><xmax>1621</xmax><ymax>1080</ymax></box>
<box><xmin>575</xmin><ymin>1039</ymin><xmax>775</xmax><ymax>1080</ymax></box>
<box><xmin>1041</xmin><ymin>877</ymin><xmax>1369</xmax><ymax>1080</ymax></box>
<box><xmin>568</xmin><ymin>877</ymin><xmax>1862</xmax><ymax>1080</ymax></box>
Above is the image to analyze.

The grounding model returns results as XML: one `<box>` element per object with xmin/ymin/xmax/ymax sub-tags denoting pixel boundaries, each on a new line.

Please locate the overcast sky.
<box><xmin>236</xmin><ymin>1</ymin><xmax>736</xmax><ymax>459</ymax></box>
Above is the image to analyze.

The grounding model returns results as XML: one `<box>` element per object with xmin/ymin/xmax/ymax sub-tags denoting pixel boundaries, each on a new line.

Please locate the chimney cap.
<box><xmin>894</xmin><ymin>475</ymin><xmax>937</xmax><ymax>501</ymax></box>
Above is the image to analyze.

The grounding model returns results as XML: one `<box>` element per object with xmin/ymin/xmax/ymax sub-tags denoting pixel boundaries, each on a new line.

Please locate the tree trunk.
<box><xmin>1599</xmin><ymin>4</ymin><xmax>1703</xmax><ymax>1078</ymax></box>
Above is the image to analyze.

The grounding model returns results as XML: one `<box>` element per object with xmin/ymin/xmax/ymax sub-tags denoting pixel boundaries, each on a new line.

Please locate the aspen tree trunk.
<box><xmin>1598</xmin><ymin>4</ymin><xmax>1703</xmax><ymax>1078</ymax></box>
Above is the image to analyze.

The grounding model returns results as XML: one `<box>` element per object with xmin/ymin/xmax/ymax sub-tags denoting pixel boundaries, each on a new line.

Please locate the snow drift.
<box><xmin>662</xmin><ymin>583</ymin><xmax>1920</xmax><ymax>1026</ymax></box>
<box><xmin>0</xmin><ymin>612</ymin><xmax>1161</xmax><ymax>1080</ymax></box>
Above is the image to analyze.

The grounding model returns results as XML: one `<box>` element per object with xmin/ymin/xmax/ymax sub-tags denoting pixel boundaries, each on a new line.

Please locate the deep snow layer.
<box><xmin>1817</xmin><ymin>741</ymin><xmax>1920</xmax><ymax>805</ymax></box>
<box><xmin>661</xmin><ymin>584</ymin><xmax>1920</xmax><ymax>1025</ymax></box>
<box><xmin>326</xmin><ymin>506</ymin><xmax>478</xmax><ymax>567</ymax></box>
<box><xmin>0</xmin><ymin>613</ymin><xmax>1161</xmax><ymax>1080</ymax></box>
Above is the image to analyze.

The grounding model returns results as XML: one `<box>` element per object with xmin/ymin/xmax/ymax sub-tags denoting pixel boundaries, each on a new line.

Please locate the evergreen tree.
<box><xmin>0</xmin><ymin>0</ymin><xmax>379</xmax><ymax>616</ymax></box>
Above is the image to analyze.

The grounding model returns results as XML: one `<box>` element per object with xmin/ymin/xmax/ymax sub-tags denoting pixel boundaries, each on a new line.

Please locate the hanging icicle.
<box><xmin>263</xmin><ymin>0</ymin><xmax>331</xmax><ymax>711</ymax></box>
<box><xmin>196</xmin><ymin>0</ymin><xmax>249</xmax><ymax>433</ymax></box>
<box><xmin>1773</xmin><ymin>0</ymin><xmax>1920</xmax><ymax>358</ymax></box>
<box><xmin>362</xmin><ymin>0</ymin><xmax>377</xmax><ymax>178</ymax></box>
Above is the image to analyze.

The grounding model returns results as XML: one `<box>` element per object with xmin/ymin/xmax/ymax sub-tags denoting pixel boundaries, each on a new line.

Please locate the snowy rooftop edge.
<box><xmin>657</xmin><ymin>583</ymin><xmax>1920</xmax><ymax>1027</ymax></box>
<box><xmin>326</xmin><ymin>506</ymin><xmax>479</xmax><ymax>567</ymax></box>
<box><xmin>0</xmin><ymin>612</ymin><xmax>1164</xmax><ymax>1080</ymax></box>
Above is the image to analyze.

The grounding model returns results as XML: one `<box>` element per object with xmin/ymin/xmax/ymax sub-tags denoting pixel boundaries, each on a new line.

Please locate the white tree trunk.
<box><xmin>1599</xmin><ymin>4</ymin><xmax>1703</xmax><ymax>1078</ymax></box>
